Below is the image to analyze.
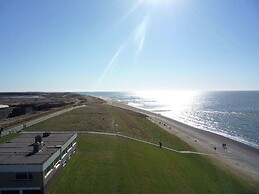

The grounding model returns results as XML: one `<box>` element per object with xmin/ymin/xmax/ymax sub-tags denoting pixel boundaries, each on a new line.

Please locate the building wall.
<box><xmin>0</xmin><ymin>133</ymin><xmax>77</xmax><ymax>194</ymax></box>
<box><xmin>44</xmin><ymin>138</ymin><xmax>77</xmax><ymax>185</ymax></box>
<box><xmin>0</xmin><ymin>172</ymin><xmax>43</xmax><ymax>188</ymax></box>
<box><xmin>0</xmin><ymin>165</ymin><xmax>41</xmax><ymax>173</ymax></box>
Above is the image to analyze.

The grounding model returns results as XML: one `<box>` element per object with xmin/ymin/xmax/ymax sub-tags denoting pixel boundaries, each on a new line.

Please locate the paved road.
<box><xmin>1</xmin><ymin>105</ymin><xmax>85</xmax><ymax>137</ymax></box>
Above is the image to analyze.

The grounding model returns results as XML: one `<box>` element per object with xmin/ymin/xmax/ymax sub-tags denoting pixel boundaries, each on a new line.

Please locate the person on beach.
<box><xmin>0</xmin><ymin>127</ymin><xmax>3</xmax><ymax>137</ymax></box>
<box><xmin>222</xmin><ymin>143</ymin><xmax>227</xmax><ymax>149</ymax></box>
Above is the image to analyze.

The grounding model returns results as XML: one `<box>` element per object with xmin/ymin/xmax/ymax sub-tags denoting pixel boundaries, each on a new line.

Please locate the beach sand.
<box><xmin>106</xmin><ymin>99</ymin><xmax>259</xmax><ymax>185</ymax></box>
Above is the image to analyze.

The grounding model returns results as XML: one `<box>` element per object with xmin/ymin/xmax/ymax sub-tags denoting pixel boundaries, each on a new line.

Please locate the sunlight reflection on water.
<box><xmin>131</xmin><ymin>91</ymin><xmax>259</xmax><ymax>149</ymax></box>
<box><xmin>81</xmin><ymin>91</ymin><xmax>259</xmax><ymax>149</ymax></box>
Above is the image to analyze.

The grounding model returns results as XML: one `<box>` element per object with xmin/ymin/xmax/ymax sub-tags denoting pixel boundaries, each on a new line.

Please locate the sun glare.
<box><xmin>96</xmin><ymin>0</ymin><xmax>175</xmax><ymax>89</ymax></box>
<box><xmin>141</xmin><ymin>0</ymin><xmax>173</xmax><ymax>6</ymax></box>
<box><xmin>136</xmin><ymin>90</ymin><xmax>199</xmax><ymax>108</ymax></box>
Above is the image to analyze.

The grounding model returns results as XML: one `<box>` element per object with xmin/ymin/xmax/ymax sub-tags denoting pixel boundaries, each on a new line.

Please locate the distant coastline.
<box><xmin>80</xmin><ymin>91</ymin><xmax>259</xmax><ymax>150</ymax></box>
<box><xmin>102</xmin><ymin>96</ymin><xmax>259</xmax><ymax>183</ymax></box>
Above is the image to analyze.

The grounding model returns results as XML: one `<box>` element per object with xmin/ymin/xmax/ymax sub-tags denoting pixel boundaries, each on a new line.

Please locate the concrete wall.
<box><xmin>0</xmin><ymin>172</ymin><xmax>43</xmax><ymax>188</ymax></box>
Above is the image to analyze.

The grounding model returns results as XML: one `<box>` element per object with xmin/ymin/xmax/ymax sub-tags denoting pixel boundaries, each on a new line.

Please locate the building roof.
<box><xmin>0</xmin><ymin>105</ymin><xmax>9</xmax><ymax>109</ymax></box>
<box><xmin>0</xmin><ymin>133</ymin><xmax>75</xmax><ymax>165</ymax></box>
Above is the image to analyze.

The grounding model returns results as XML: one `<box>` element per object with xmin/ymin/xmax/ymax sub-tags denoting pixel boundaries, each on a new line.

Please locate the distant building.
<box><xmin>0</xmin><ymin>132</ymin><xmax>77</xmax><ymax>194</ymax></box>
<box><xmin>0</xmin><ymin>105</ymin><xmax>9</xmax><ymax>109</ymax></box>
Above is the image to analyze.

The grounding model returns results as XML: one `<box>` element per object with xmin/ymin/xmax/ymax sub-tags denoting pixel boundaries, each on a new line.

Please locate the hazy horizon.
<box><xmin>1</xmin><ymin>89</ymin><xmax>259</xmax><ymax>93</ymax></box>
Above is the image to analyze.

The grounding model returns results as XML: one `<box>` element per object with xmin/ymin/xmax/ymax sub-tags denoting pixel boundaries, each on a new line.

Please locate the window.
<box><xmin>72</xmin><ymin>140</ymin><xmax>77</xmax><ymax>147</ymax></box>
<box><xmin>23</xmin><ymin>190</ymin><xmax>42</xmax><ymax>194</ymax></box>
<box><xmin>61</xmin><ymin>149</ymin><xmax>67</xmax><ymax>159</ymax></box>
<box><xmin>44</xmin><ymin>163</ymin><xmax>54</xmax><ymax>178</ymax></box>
<box><xmin>2</xmin><ymin>190</ymin><xmax>20</xmax><ymax>194</ymax></box>
<box><xmin>54</xmin><ymin>155</ymin><xmax>61</xmax><ymax>169</ymax></box>
<box><xmin>14</xmin><ymin>172</ymin><xmax>33</xmax><ymax>181</ymax></box>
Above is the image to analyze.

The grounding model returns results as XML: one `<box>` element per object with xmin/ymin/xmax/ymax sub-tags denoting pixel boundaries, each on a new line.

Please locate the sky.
<box><xmin>0</xmin><ymin>0</ymin><xmax>259</xmax><ymax>92</ymax></box>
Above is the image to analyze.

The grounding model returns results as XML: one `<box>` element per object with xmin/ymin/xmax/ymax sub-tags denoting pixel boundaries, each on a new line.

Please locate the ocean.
<box><xmin>81</xmin><ymin>91</ymin><xmax>259</xmax><ymax>149</ymax></box>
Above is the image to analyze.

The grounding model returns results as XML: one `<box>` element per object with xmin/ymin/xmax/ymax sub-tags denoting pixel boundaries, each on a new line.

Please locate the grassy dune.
<box><xmin>49</xmin><ymin>135</ymin><xmax>254</xmax><ymax>194</ymax></box>
<box><xmin>27</xmin><ymin>104</ymin><xmax>191</xmax><ymax>151</ymax></box>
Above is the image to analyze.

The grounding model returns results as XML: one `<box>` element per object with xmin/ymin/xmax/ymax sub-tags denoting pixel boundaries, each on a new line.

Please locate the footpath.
<box><xmin>0</xmin><ymin>105</ymin><xmax>85</xmax><ymax>137</ymax></box>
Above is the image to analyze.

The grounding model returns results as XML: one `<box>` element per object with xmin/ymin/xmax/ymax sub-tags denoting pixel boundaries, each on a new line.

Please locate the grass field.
<box><xmin>25</xmin><ymin>101</ymin><xmax>257</xmax><ymax>193</ymax></box>
<box><xmin>48</xmin><ymin>135</ymin><xmax>254</xmax><ymax>194</ymax></box>
<box><xmin>26</xmin><ymin>104</ymin><xmax>192</xmax><ymax>151</ymax></box>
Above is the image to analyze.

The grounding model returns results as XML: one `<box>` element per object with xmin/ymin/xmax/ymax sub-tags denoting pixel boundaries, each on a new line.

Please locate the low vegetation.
<box><xmin>49</xmin><ymin>135</ymin><xmax>254</xmax><ymax>194</ymax></box>
<box><xmin>0</xmin><ymin>92</ymin><xmax>90</xmax><ymax>129</ymax></box>
<box><xmin>27</xmin><ymin>104</ymin><xmax>191</xmax><ymax>151</ymax></box>
<box><xmin>25</xmin><ymin>101</ymin><xmax>257</xmax><ymax>193</ymax></box>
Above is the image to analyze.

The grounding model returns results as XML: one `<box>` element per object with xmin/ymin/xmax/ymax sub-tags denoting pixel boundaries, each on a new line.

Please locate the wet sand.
<box><xmin>106</xmin><ymin>99</ymin><xmax>259</xmax><ymax>185</ymax></box>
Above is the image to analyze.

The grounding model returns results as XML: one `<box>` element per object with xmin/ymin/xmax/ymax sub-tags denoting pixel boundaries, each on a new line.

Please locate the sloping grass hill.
<box><xmin>49</xmin><ymin>135</ymin><xmax>254</xmax><ymax>194</ymax></box>
<box><xmin>24</xmin><ymin>100</ymin><xmax>257</xmax><ymax>193</ymax></box>
<box><xmin>26</xmin><ymin>104</ymin><xmax>192</xmax><ymax>151</ymax></box>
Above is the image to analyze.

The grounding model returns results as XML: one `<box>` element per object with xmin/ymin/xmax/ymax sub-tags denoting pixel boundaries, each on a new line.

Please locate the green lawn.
<box><xmin>49</xmin><ymin>135</ymin><xmax>255</xmax><ymax>194</ymax></box>
<box><xmin>25</xmin><ymin>102</ymin><xmax>258</xmax><ymax>193</ymax></box>
<box><xmin>26</xmin><ymin>105</ymin><xmax>192</xmax><ymax>151</ymax></box>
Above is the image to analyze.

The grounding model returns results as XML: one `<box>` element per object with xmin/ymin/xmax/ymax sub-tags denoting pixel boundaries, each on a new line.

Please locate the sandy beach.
<box><xmin>107</xmin><ymin>99</ymin><xmax>259</xmax><ymax>185</ymax></box>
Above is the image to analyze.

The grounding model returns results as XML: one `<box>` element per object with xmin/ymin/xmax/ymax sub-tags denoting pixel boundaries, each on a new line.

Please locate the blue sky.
<box><xmin>0</xmin><ymin>0</ymin><xmax>259</xmax><ymax>92</ymax></box>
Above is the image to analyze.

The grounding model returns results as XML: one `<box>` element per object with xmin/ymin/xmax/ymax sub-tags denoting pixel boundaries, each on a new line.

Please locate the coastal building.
<box><xmin>0</xmin><ymin>105</ymin><xmax>9</xmax><ymax>109</ymax></box>
<box><xmin>0</xmin><ymin>132</ymin><xmax>77</xmax><ymax>194</ymax></box>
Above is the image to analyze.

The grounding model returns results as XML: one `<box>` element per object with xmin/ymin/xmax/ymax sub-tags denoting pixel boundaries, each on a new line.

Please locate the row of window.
<box><xmin>61</xmin><ymin>140</ymin><xmax>76</xmax><ymax>159</ymax></box>
<box><xmin>14</xmin><ymin>172</ymin><xmax>33</xmax><ymax>181</ymax></box>
<box><xmin>44</xmin><ymin>139</ymin><xmax>76</xmax><ymax>178</ymax></box>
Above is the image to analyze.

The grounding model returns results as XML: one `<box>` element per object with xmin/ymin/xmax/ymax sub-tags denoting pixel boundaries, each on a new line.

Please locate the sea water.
<box><xmin>81</xmin><ymin>91</ymin><xmax>259</xmax><ymax>149</ymax></box>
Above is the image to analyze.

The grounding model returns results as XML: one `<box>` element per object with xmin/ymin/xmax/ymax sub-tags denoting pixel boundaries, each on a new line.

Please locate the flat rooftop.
<box><xmin>0</xmin><ymin>133</ymin><xmax>75</xmax><ymax>165</ymax></box>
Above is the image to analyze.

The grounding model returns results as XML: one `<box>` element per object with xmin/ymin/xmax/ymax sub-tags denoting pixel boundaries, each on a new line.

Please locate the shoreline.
<box><xmin>105</xmin><ymin>98</ymin><xmax>259</xmax><ymax>185</ymax></box>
